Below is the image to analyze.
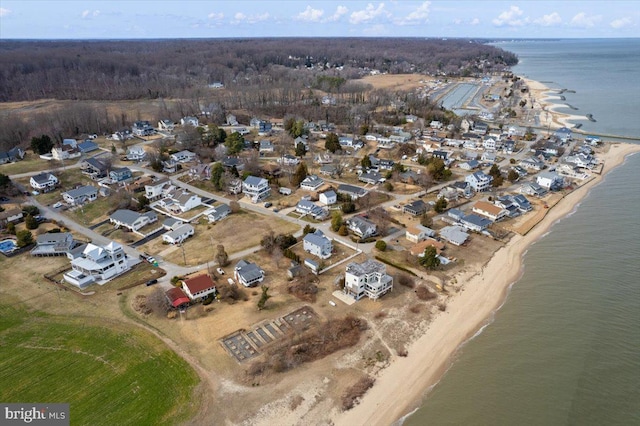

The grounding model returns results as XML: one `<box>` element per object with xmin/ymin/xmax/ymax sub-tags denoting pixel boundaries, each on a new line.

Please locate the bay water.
<box><xmin>404</xmin><ymin>39</ymin><xmax>640</xmax><ymax>426</ymax></box>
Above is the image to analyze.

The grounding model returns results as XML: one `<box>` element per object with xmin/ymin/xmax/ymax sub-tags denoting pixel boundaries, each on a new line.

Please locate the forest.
<box><xmin>0</xmin><ymin>38</ymin><xmax>518</xmax><ymax>150</ymax></box>
<box><xmin>0</xmin><ymin>38</ymin><xmax>517</xmax><ymax>102</ymax></box>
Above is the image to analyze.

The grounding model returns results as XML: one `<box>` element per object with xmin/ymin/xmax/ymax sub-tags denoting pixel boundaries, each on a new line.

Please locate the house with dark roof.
<box><xmin>0</xmin><ymin>208</ymin><xmax>23</xmax><ymax>226</ymax></box>
<box><xmin>460</xmin><ymin>214</ymin><xmax>492</xmax><ymax>232</ymax></box>
<box><xmin>0</xmin><ymin>147</ymin><xmax>25</xmax><ymax>164</ymax></box>
<box><xmin>346</xmin><ymin>216</ymin><xmax>377</xmax><ymax>238</ymax></box>
<box><xmin>234</xmin><ymin>259</ymin><xmax>265</xmax><ymax>287</ymax></box>
<box><xmin>31</xmin><ymin>232</ymin><xmax>77</xmax><ymax>257</ymax></box>
<box><xmin>206</xmin><ymin>204</ymin><xmax>231</xmax><ymax>222</ymax></box>
<box><xmin>337</xmin><ymin>184</ymin><xmax>367</xmax><ymax>200</ymax></box>
<box><xmin>30</xmin><ymin>172</ymin><xmax>58</xmax><ymax>191</ymax></box>
<box><xmin>359</xmin><ymin>171</ymin><xmax>383</xmax><ymax>185</ymax></box>
<box><xmin>78</xmin><ymin>140</ymin><xmax>99</xmax><ymax>153</ymax></box>
<box><xmin>132</xmin><ymin>120</ymin><xmax>154</xmax><ymax>136</ymax></box>
<box><xmin>403</xmin><ymin>200</ymin><xmax>427</xmax><ymax>216</ymax></box>
<box><xmin>81</xmin><ymin>157</ymin><xmax>108</xmax><ymax>179</ymax></box>
<box><xmin>109</xmin><ymin>209</ymin><xmax>158</xmax><ymax>232</ymax></box>
<box><xmin>296</xmin><ymin>200</ymin><xmax>328</xmax><ymax>220</ymax></box>
<box><xmin>109</xmin><ymin>167</ymin><xmax>132</xmax><ymax>182</ymax></box>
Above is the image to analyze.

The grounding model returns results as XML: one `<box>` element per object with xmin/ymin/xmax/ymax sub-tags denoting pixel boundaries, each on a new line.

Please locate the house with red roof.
<box><xmin>165</xmin><ymin>287</ymin><xmax>191</xmax><ymax>309</ymax></box>
<box><xmin>181</xmin><ymin>274</ymin><xmax>217</xmax><ymax>301</ymax></box>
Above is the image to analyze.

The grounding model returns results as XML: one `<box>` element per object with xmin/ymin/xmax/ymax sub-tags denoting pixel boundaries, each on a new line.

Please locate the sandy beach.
<box><xmin>332</xmin><ymin>141</ymin><xmax>640</xmax><ymax>426</ymax></box>
<box><xmin>521</xmin><ymin>77</ymin><xmax>588</xmax><ymax>130</ymax></box>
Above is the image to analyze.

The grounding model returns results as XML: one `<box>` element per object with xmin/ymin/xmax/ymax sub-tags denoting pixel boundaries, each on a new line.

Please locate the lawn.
<box><xmin>0</xmin><ymin>152</ymin><xmax>55</xmax><ymax>175</ymax></box>
<box><xmin>0</xmin><ymin>304</ymin><xmax>200</xmax><ymax>426</ymax></box>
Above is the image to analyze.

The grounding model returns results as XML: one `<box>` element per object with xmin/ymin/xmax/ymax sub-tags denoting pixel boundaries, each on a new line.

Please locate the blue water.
<box><xmin>405</xmin><ymin>39</ymin><xmax>640</xmax><ymax>426</ymax></box>
<box><xmin>0</xmin><ymin>239</ymin><xmax>17</xmax><ymax>253</ymax></box>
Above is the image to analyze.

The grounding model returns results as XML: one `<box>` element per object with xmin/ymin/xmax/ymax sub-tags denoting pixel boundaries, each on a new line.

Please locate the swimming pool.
<box><xmin>0</xmin><ymin>239</ymin><xmax>17</xmax><ymax>254</ymax></box>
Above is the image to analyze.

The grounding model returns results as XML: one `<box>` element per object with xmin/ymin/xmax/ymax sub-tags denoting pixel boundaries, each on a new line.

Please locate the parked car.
<box><xmin>52</xmin><ymin>202</ymin><xmax>63</xmax><ymax>209</ymax></box>
<box><xmin>145</xmin><ymin>279</ymin><xmax>158</xmax><ymax>286</ymax></box>
<box><xmin>216</xmin><ymin>267</ymin><xmax>225</xmax><ymax>275</ymax></box>
<box><xmin>0</xmin><ymin>196</ymin><xmax>9</xmax><ymax>202</ymax></box>
<box><xmin>264</xmin><ymin>202</ymin><xmax>272</xmax><ymax>208</ymax></box>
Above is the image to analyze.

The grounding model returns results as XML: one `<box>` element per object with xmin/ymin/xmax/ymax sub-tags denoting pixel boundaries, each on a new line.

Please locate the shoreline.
<box><xmin>520</xmin><ymin>77</ymin><xmax>588</xmax><ymax>130</ymax></box>
<box><xmin>332</xmin><ymin>142</ymin><xmax>640</xmax><ymax>426</ymax></box>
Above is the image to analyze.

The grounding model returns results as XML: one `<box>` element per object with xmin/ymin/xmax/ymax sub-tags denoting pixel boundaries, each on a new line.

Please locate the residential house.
<box><xmin>180</xmin><ymin>116</ymin><xmax>199</xmax><ymax>127</ymax></box>
<box><xmin>109</xmin><ymin>167</ymin><xmax>132</xmax><ymax>182</ymax></box>
<box><xmin>226</xmin><ymin>115</ymin><xmax>238</xmax><ymax>126</ymax></box>
<box><xmin>296</xmin><ymin>200</ymin><xmax>328</xmax><ymax>220</ymax></box>
<box><xmin>221</xmin><ymin>156</ymin><xmax>245</xmax><ymax>172</ymax></box>
<box><xmin>473</xmin><ymin>122</ymin><xmax>489</xmax><ymax>135</ymax></box>
<box><xmin>132</xmin><ymin>120</ymin><xmax>154</xmax><ymax>136</ymax></box>
<box><xmin>520</xmin><ymin>181</ymin><xmax>547</xmax><ymax>197</ymax></box>
<box><xmin>163</xmin><ymin>217</ymin><xmax>182</xmax><ymax>231</ymax></box>
<box><xmin>80</xmin><ymin>157</ymin><xmax>108</xmax><ymax>179</ymax></box>
<box><xmin>430</xmin><ymin>120</ymin><xmax>443</xmax><ymax>129</ymax></box>
<box><xmin>303</xmin><ymin>230</ymin><xmax>333</xmax><ymax>259</ymax></box>
<box><xmin>439</xmin><ymin>225</ymin><xmax>469</xmax><ymax>246</ymax></box>
<box><xmin>162</xmin><ymin>224</ymin><xmax>195</xmax><ymax>244</ymax></box>
<box><xmin>165</xmin><ymin>287</ymin><xmax>191</xmax><ymax>309</ymax></box>
<box><xmin>406</xmin><ymin>225</ymin><xmax>436</xmax><ymax>243</ymax></box>
<box><xmin>319</xmin><ymin>190</ymin><xmax>337</xmax><ymax>206</ymax></box>
<box><xmin>0</xmin><ymin>147</ymin><xmax>25</xmax><ymax>164</ymax></box>
<box><xmin>359</xmin><ymin>171</ymin><xmax>383</xmax><ymax>185</ymax></box>
<box><xmin>465</xmin><ymin>171</ymin><xmax>493</xmax><ymax>192</ymax></box>
<box><xmin>234</xmin><ymin>259</ymin><xmax>265</xmax><ymax>287</ymax></box>
<box><xmin>472</xmin><ymin>200</ymin><xmax>508</xmax><ymax>222</ymax></box>
<box><xmin>438</xmin><ymin>187</ymin><xmax>459</xmax><ymax>203</ymax></box>
<box><xmin>460</xmin><ymin>214</ymin><xmax>492</xmax><ymax>232</ymax></box>
<box><xmin>452</xmin><ymin>181</ymin><xmax>474</xmax><ymax>198</ymax></box>
<box><xmin>447</xmin><ymin>208</ymin><xmax>465</xmax><ymax>221</ymax></box>
<box><xmin>227</xmin><ymin>178</ymin><xmax>242</xmax><ymax>195</ymax></box>
<box><xmin>145</xmin><ymin>178</ymin><xmax>173</xmax><ymax>200</ymax></box>
<box><xmin>483</xmin><ymin>136</ymin><xmax>497</xmax><ymax>151</ymax></box>
<box><xmin>337</xmin><ymin>184</ymin><xmax>367</xmax><ymax>200</ymax></box>
<box><xmin>259</xmin><ymin>140</ymin><xmax>274</xmax><ymax>154</ymax></box>
<box><xmin>432</xmin><ymin>150</ymin><xmax>449</xmax><ymax>161</ymax></box>
<box><xmin>344</xmin><ymin>259</ymin><xmax>393</xmax><ymax>301</ymax></box>
<box><xmin>278</xmin><ymin>154</ymin><xmax>300</xmax><ymax>166</ymax></box>
<box><xmin>346</xmin><ymin>216</ymin><xmax>377</xmax><ymax>239</ymax></box>
<box><xmin>278</xmin><ymin>187</ymin><xmax>292</xmax><ymax>196</ymax></box>
<box><xmin>294</xmin><ymin>136</ymin><xmax>308</xmax><ymax>151</ymax></box>
<box><xmin>405</xmin><ymin>114</ymin><xmax>418</xmax><ymax>123</ymax></box>
<box><xmin>557</xmin><ymin>163</ymin><xmax>590</xmax><ymax>180</ymax></box>
<box><xmin>554</xmin><ymin>127</ymin><xmax>572</xmax><ymax>142</ymax></box>
<box><xmin>403</xmin><ymin>200</ymin><xmax>427</xmax><ymax>216</ymax></box>
<box><xmin>181</xmin><ymin>274</ymin><xmax>216</xmax><ymax>301</ymax></box>
<box><xmin>51</xmin><ymin>144</ymin><xmax>81</xmax><ymax>161</ymax></box>
<box><xmin>319</xmin><ymin>164</ymin><xmax>338</xmax><ymax>176</ymax></box>
<box><xmin>503</xmin><ymin>140</ymin><xmax>515</xmax><ymax>154</ymax></box>
<box><xmin>458</xmin><ymin>159</ymin><xmax>480</xmax><ymax>171</ymax></box>
<box><xmin>63</xmin><ymin>242</ymin><xmax>129</xmax><ymax>288</ymax></box>
<box><xmin>162</xmin><ymin>159</ymin><xmax>179</xmax><ymax>174</ymax></box>
<box><xmin>494</xmin><ymin>196</ymin><xmax>521</xmax><ymax>218</ymax></box>
<box><xmin>109</xmin><ymin>209</ymin><xmax>158</xmax><ymax>232</ymax></box>
<box><xmin>189</xmin><ymin>164</ymin><xmax>211</xmax><ymax>181</ymax></box>
<box><xmin>410</xmin><ymin>239</ymin><xmax>445</xmax><ymax>257</ymax></box>
<box><xmin>512</xmin><ymin>194</ymin><xmax>532</xmax><ymax>212</ymax></box>
<box><xmin>481</xmin><ymin>151</ymin><xmax>497</xmax><ymax>163</ymax></box>
<box><xmin>243</xmin><ymin>176</ymin><xmax>270</xmax><ymax>202</ymax></box>
<box><xmin>77</xmin><ymin>140</ymin><xmax>99</xmax><ymax>153</ymax></box>
<box><xmin>206</xmin><ymin>204</ymin><xmax>231</xmax><ymax>223</ymax></box>
<box><xmin>31</xmin><ymin>232</ymin><xmax>77</xmax><ymax>257</ymax></box>
<box><xmin>520</xmin><ymin>156</ymin><xmax>545</xmax><ymax>171</ymax></box>
<box><xmin>30</xmin><ymin>172</ymin><xmax>58</xmax><ymax>191</ymax></box>
<box><xmin>299</xmin><ymin>175</ymin><xmax>324</xmax><ymax>192</ymax></box>
<box><xmin>170</xmin><ymin>150</ymin><xmax>197</xmax><ymax>163</ymax></box>
<box><xmin>0</xmin><ymin>208</ymin><xmax>24</xmax><ymax>226</ymax></box>
<box><xmin>157</xmin><ymin>119</ymin><xmax>175</xmax><ymax>132</ymax></box>
<box><xmin>159</xmin><ymin>189</ymin><xmax>201</xmax><ymax>214</ymax></box>
<box><xmin>62</xmin><ymin>185</ymin><xmax>98</xmax><ymax>206</ymax></box>
<box><xmin>536</xmin><ymin>171</ymin><xmax>564</xmax><ymax>190</ymax></box>
<box><xmin>126</xmin><ymin>146</ymin><xmax>147</xmax><ymax>161</ymax></box>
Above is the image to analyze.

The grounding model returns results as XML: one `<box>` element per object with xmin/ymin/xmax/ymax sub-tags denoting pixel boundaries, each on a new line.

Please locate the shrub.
<box><xmin>397</xmin><ymin>273</ymin><xmax>415</xmax><ymax>288</ymax></box>
<box><xmin>375</xmin><ymin>240</ymin><xmax>387</xmax><ymax>251</ymax></box>
<box><xmin>341</xmin><ymin>376</ymin><xmax>376</xmax><ymax>411</ymax></box>
<box><xmin>416</xmin><ymin>285</ymin><xmax>437</xmax><ymax>301</ymax></box>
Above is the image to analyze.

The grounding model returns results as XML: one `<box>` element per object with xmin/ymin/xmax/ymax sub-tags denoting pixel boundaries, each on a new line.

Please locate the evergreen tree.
<box><xmin>360</xmin><ymin>155</ymin><xmax>372</xmax><ymax>170</ymax></box>
<box><xmin>210</xmin><ymin>163</ymin><xmax>225</xmax><ymax>190</ymax></box>
<box><xmin>433</xmin><ymin>196</ymin><xmax>448</xmax><ymax>214</ymax></box>
<box><xmin>25</xmin><ymin>214</ymin><xmax>38</xmax><ymax>230</ymax></box>
<box><xmin>30</xmin><ymin>134</ymin><xmax>54</xmax><ymax>155</ymax></box>
<box><xmin>224</xmin><ymin>132</ymin><xmax>244</xmax><ymax>154</ymax></box>
<box><xmin>295</xmin><ymin>142</ymin><xmax>306</xmax><ymax>157</ymax></box>
<box><xmin>16</xmin><ymin>230</ymin><xmax>34</xmax><ymax>247</ymax></box>
<box><xmin>419</xmin><ymin>246</ymin><xmax>440</xmax><ymax>270</ymax></box>
<box><xmin>292</xmin><ymin>162</ymin><xmax>308</xmax><ymax>186</ymax></box>
<box><xmin>324</xmin><ymin>133</ymin><xmax>341</xmax><ymax>153</ymax></box>
<box><xmin>331</xmin><ymin>211</ymin><xmax>343</xmax><ymax>232</ymax></box>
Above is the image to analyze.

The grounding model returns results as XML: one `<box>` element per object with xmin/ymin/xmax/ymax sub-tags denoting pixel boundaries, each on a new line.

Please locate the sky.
<box><xmin>0</xmin><ymin>1</ymin><xmax>638</xmax><ymax>39</ymax></box>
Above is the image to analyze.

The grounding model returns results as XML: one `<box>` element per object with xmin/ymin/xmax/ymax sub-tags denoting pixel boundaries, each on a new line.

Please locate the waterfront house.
<box><xmin>460</xmin><ymin>214</ymin><xmax>492</xmax><ymax>232</ymax></box>
<box><xmin>536</xmin><ymin>171</ymin><xmax>564</xmax><ymax>190</ymax></box>
<box><xmin>410</xmin><ymin>238</ymin><xmax>445</xmax><ymax>257</ymax></box>
<box><xmin>439</xmin><ymin>225</ymin><xmax>469</xmax><ymax>246</ymax></box>
<box><xmin>344</xmin><ymin>259</ymin><xmax>393</xmax><ymax>301</ymax></box>
<box><xmin>405</xmin><ymin>225</ymin><xmax>436</xmax><ymax>243</ymax></box>
<box><xmin>472</xmin><ymin>200</ymin><xmax>509</xmax><ymax>222</ymax></box>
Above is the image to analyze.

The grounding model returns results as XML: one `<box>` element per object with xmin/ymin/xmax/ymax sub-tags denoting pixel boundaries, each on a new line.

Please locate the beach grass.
<box><xmin>0</xmin><ymin>304</ymin><xmax>200</xmax><ymax>425</ymax></box>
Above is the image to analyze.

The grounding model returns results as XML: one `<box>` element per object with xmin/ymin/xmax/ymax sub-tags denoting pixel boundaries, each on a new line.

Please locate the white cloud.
<box><xmin>610</xmin><ymin>17</ymin><xmax>632</xmax><ymax>29</ymax></box>
<box><xmin>232</xmin><ymin>12</ymin><xmax>270</xmax><ymax>24</ymax></box>
<box><xmin>396</xmin><ymin>1</ymin><xmax>430</xmax><ymax>25</ymax></box>
<box><xmin>534</xmin><ymin>12</ymin><xmax>562</xmax><ymax>27</ymax></box>
<box><xmin>569</xmin><ymin>12</ymin><xmax>601</xmax><ymax>28</ymax></box>
<box><xmin>81</xmin><ymin>9</ymin><xmax>100</xmax><ymax>19</ymax></box>
<box><xmin>0</xmin><ymin>7</ymin><xmax>11</xmax><ymax>17</ymax></box>
<box><xmin>327</xmin><ymin>5</ymin><xmax>348</xmax><ymax>22</ymax></box>
<box><xmin>492</xmin><ymin>5</ymin><xmax>528</xmax><ymax>27</ymax></box>
<box><xmin>296</xmin><ymin>5</ymin><xmax>324</xmax><ymax>22</ymax></box>
<box><xmin>470</xmin><ymin>18</ymin><xmax>480</xmax><ymax>26</ymax></box>
<box><xmin>349</xmin><ymin>3</ymin><xmax>389</xmax><ymax>25</ymax></box>
<box><xmin>208</xmin><ymin>12</ymin><xmax>224</xmax><ymax>21</ymax></box>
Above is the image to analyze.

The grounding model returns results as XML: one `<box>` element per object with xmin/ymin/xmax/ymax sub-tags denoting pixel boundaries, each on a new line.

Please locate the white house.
<box><xmin>126</xmin><ymin>146</ymin><xmax>146</xmax><ymax>161</ymax></box>
<box><xmin>303</xmin><ymin>230</ymin><xmax>333</xmax><ymax>259</ymax></box>
<box><xmin>319</xmin><ymin>190</ymin><xmax>337</xmax><ymax>206</ymax></box>
<box><xmin>344</xmin><ymin>259</ymin><xmax>393</xmax><ymax>301</ymax></box>
<box><xmin>536</xmin><ymin>171</ymin><xmax>564</xmax><ymax>190</ymax></box>
<box><xmin>243</xmin><ymin>176</ymin><xmax>270</xmax><ymax>202</ymax></box>
<box><xmin>278</xmin><ymin>154</ymin><xmax>300</xmax><ymax>166</ymax></box>
<box><xmin>145</xmin><ymin>178</ymin><xmax>173</xmax><ymax>200</ymax></box>
<box><xmin>465</xmin><ymin>171</ymin><xmax>493</xmax><ymax>192</ymax></box>
<box><xmin>405</xmin><ymin>225</ymin><xmax>436</xmax><ymax>243</ymax></box>
<box><xmin>62</xmin><ymin>185</ymin><xmax>98</xmax><ymax>206</ymax></box>
<box><xmin>159</xmin><ymin>189</ymin><xmax>201</xmax><ymax>214</ymax></box>
<box><xmin>30</xmin><ymin>172</ymin><xmax>58</xmax><ymax>191</ymax></box>
<box><xmin>206</xmin><ymin>204</ymin><xmax>231</xmax><ymax>222</ymax></box>
<box><xmin>439</xmin><ymin>225</ymin><xmax>469</xmax><ymax>246</ymax></box>
<box><xmin>234</xmin><ymin>259</ymin><xmax>265</xmax><ymax>287</ymax></box>
<box><xmin>63</xmin><ymin>242</ymin><xmax>129</xmax><ymax>288</ymax></box>
<box><xmin>346</xmin><ymin>216</ymin><xmax>377</xmax><ymax>238</ymax></box>
<box><xmin>170</xmin><ymin>150</ymin><xmax>197</xmax><ymax>163</ymax></box>
<box><xmin>162</xmin><ymin>224</ymin><xmax>195</xmax><ymax>244</ymax></box>
<box><xmin>296</xmin><ymin>200</ymin><xmax>328</xmax><ymax>220</ymax></box>
<box><xmin>299</xmin><ymin>175</ymin><xmax>324</xmax><ymax>191</ymax></box>
<box><xmin>110</xmin><ymin>209</ymin><xmax>158</xmax><ymax>232</ymax></box>
<box><xmin>158</xmin><ymin>119</ymin><xmax>175</xmax><ymax>132</ymax></box>
<box><xmin>31</xmin><ymin>232</ymin><xmax>76</xmax><ymax>257</ymax></box>
<box><xmin>180</xmin><ymin>116</ymin><xmax>199</xmax><ymax>127</ymax></box>
<box><xmin>472</xmin><ymin>200</ymin><xmax>508</xmax><ymax>222</ymax></box>
<box><xmin>181</xmin><ymin>274</ymin><xmax>216</xmax><ymax>300</ymax></box>
<box><xmin>51</xmin><ymin>145</ymin><xmax>81</xmax><ymax>161</ymax></box>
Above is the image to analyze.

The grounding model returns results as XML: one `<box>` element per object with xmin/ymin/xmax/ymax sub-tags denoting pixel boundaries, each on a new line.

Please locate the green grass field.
<box><xmin>0</xmin><ymin>305</ymin><xmax>200</xmax><ymax>425</ymax></box>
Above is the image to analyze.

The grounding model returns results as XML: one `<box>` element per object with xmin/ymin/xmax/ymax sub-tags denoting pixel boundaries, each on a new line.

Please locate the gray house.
<box><xmin>62</xmin><ymin>185</ymin><xmax>98</xmax><ymax>205</ymax></box>
<box><xmin>234</xmin><ymin>259</ymin><xmax>265</xmax><ymax>287</ymax></box>
<box><xmin>303</xmin><ymin>230</ymin><xmax>333</xmax><ymax>259</ymax></box>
